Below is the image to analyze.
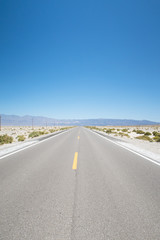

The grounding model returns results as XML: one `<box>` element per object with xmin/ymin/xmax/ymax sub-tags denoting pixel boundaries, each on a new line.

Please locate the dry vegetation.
<box><xmin>86</xmin><ymin>125</ymin><xmax>160</xmax><ymax>142</ymax></box>
<box><xmin>0</xmin><ymin>126</ymin><xmax>72</xmax><ymax>145</ymax></box>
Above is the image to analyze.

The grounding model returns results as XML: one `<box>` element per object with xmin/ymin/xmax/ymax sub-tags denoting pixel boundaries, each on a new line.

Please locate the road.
<box><xmin>0</xmin><ymin>127</ymin><xmax>160</xmax><ymax>240</ymax></box>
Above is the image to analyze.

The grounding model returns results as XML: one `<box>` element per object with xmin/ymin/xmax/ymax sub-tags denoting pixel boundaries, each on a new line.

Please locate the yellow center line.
<box><xmin>72</xmin><ymin>152</ymin><xmax>78</xmax><ymax>170</ymax></box>
<box><xmin>77</xmin><ymin>136</ymin><xmax>80</xmax><ymax>140</ymax></box>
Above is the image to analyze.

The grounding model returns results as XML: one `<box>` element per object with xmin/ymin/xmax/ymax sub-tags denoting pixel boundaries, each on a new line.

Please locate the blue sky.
<box><xmin>0</xmin><ymin>0</ymin><xmax>160</xmax><ymax>121</ymax></box>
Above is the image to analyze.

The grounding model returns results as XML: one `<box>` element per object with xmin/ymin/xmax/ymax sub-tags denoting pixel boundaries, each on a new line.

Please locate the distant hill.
<box><xmin>0</xmin><ymin>114</ymin><xmax>159</xmax><ymax>126</ymax></box>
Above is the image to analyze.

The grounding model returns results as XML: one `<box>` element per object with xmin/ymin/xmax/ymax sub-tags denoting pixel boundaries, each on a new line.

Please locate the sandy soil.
<box><xmin>0</xmin><ymin>126</ymin><xmax>61</xmax><ymax>142</ymax></box>
<box><xmin>0</xmin><ymin>126</ymin><xmax>70</xmax><ymax>152</ymax></box>
<box><xmin>91</xmin><ymin>125</ymin><xmax>160</xmax><ymax>159</ymax></box>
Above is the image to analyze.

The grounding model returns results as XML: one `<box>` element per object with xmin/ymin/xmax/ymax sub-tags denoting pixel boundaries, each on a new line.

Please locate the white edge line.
<box><xmin>0</xmin><ymin>130</ymin><xmax>70</xmax><ymax>160</ymax></box>
<box><xmin>88</xmin><ymin>129</ymin><xmax>160</xmax><ymax>167</ymax></box>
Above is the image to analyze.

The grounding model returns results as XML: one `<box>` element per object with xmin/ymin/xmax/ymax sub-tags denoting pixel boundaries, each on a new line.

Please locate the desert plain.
<box><xmin>0</xmin><ymin>125</ymin><xmax>160</xmax><ymax>161</ymax></box>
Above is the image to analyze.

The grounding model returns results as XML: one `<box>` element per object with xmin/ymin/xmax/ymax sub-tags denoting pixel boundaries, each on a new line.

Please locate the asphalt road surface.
<box><xmin>0</xmin><ymin>127</ymin><xmax>160</xmax><ymax>240</ymax></box>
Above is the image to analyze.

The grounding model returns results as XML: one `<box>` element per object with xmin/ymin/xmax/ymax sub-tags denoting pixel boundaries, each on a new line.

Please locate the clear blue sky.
<box><xmin>0</xmin><ymin>0</ymin><xmax>160</xmax><ymax>121</ymax></box>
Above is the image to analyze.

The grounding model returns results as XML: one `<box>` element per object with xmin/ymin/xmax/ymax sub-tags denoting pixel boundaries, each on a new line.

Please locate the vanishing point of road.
<box><xmin>0</xmin><ymin>127</ymin><xmax>160</xmax><ymax>239</ymax></box>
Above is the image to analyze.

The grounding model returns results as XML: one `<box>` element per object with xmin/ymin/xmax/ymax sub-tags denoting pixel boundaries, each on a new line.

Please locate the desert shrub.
<box><xmin>135</xmin><ymin>135</ymin><xmax>153</xmax><ymax>142</ymax></box>
<box><xmin>118</xmin><ymin>132</ymin><xmax>130</xmax><ymax>138</ymax></box>
<box><xmin>0</xmin><ymin>134</ymin><xmax>13</xmax><ymax>145</ymax></box>
<box><xmin>49</xmin><ymin>129</ymin><xmax>55</xmax><ymax>133</ymax></box>
<box><xmin>95</xmin><ymin>127</ymin><xmax>100</xmax><ymax>131</ymax></box>
<box><xmin>17</xmin><ymin>135</ymin><xmax>26</xmax><ymax>141</ymax></box>
<box><xmin>106</xmin><ymin>129</ymin><xmax>112</xmax><ymax>134</ymax></box>
<box><xmin>29</xmin><ymin>131</ymin><xmax>45</xmax><ymax>138</ymax></box>
<box><xmin>122</xmin><ymin>129</ymin><xmax>128</xmax><ymax>132</ymax></box>
<box><xmin>60</xmin><ymin>127</ymin><xmax>68</xmax><ymax>131</ymax></box>
<box><xmin>136</xmin><ymin>130</ymin><xmax>145</xmax><ymax>134</ymax></box>
<box><xmin>153</xmin><ymin>136</ymin><xmax>160</xmax><ymax>142</ymax></box>
<box><xmin>132</xmin><ymin>129</ymin><xmax>137</xmax><ymax>132</ymax></box>
<box><xmin>144</xmin><ymin>132</ymin><xmax>151</xmax><ymax>136</ymax></box>
<box><xmin>40</xmin><ymin>131</ymin><xmax>46</xmax><ymax>135</ymax></box>
<box><xmin>153</xmin><ymin>131</ymin><xmax>160</xmax><ymax>137</ymax></box>
<box><xmin>29</xmin><ymin>131</ymin><xmax>40</xmax><ymax>138</ymax></box>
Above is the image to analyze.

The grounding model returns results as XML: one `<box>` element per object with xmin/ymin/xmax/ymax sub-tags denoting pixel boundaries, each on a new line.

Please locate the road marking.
<box><xmin>0</xmin><ymin>130</ymin><xmax>71</xmax><ymax>160</ymax></box>
<box><xmin>72</xmin><ymin>152</ymin><xmax>78</xmax><ymax>170</ymax></box>
<box><xmin>78</xmin><ymin>136</ymin><xmax>80</xmax><ymax>140</ymax></box>
<box><xmin>88</xmin><ymin>129</ymin><xmax>160</xmax><ymax>167</ymax></box>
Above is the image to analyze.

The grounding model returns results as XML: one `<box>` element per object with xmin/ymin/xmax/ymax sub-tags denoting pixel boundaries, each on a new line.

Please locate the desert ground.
<box><xmin>88</xmin><ymin>125</ymin><xmax>160</xmax><ymax>159</ymax></box>
<box><xmin>0</xmin><ymin>126</ymin><xmax>71</xmax><ymax>151</ymax></box>
<box><xmin>0</xmin><ymin>125</ymin><xmax>160</xmax><ymax>160</ymax></box>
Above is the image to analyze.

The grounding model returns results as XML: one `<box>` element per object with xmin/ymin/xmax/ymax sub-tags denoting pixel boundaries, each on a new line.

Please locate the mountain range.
<box><xmin>0</xmin><ymin>114</ymin><xmax>159</xmax><ymax>126</ymax></box>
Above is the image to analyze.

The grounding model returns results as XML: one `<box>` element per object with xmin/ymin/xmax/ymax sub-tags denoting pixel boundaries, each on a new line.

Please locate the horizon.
<box><xmin>1</xmin><ymin>113</ymin><xmax>160</xmax><ymax>122</ymax></box>
<box><xmin>1</xmin><ymin>113</ymin><xmax>160</xmax><ymax>125</ymax></box>
<box><xmin>1</xmin><ymin>0</ymin><xmax>160</xmax><ymax>121</ymax></box>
